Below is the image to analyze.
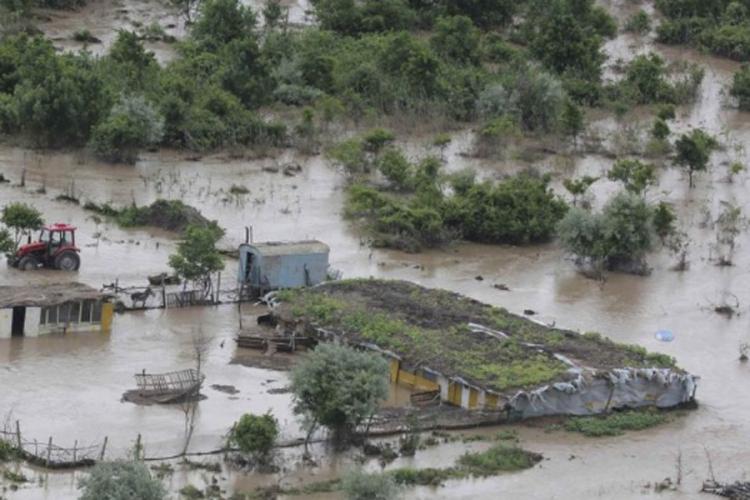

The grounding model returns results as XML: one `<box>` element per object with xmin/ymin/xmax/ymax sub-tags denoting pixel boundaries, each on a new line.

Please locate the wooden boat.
<box><xmin>134</xmin><ymin>368</ymin><xmax>204</xmax><ymax>403</ymax></box>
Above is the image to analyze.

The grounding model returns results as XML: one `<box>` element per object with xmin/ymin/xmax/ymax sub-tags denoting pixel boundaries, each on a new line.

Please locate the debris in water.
<box><xmin>655</xmin><ymin>330</ymin><xmax>674</xmax><ymax>342</ymax></box>
<box><xmin>493</xmin><ymin>283</ymin><xmax>511</xmax><ymax>291</ymax></box>
<box><xmin>702</xmin><ymin>479</ymin><xmax>750</xmax><ymax>498</ymax></box>
<box><xmin>210</xmin><ymin>384</ymin><xmax>239</xmax><ymax>395</ymax></box>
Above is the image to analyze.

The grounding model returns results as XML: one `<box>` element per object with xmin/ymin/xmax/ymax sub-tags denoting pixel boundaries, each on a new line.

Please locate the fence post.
<box><xmin>135</xmin><ymin>434</ymin><xmax>142</xmax><ymax>461</ymax></box>
<box><xmin>100</xmin><ymin>436</ymin><xmax>108</xmax><ymax>461</ymax></box>
<box><xmin>216</xmin><ymin>272</ymin><xmax>221</xmax><ymax>304</ymax></box>
<box><xmin>73</xmin><ymin>440</ymin><xmax>77</xmax><ymax>463</ymax></box>
<box><xmin>15</xmin><ymin>420</ymin><xmax>21</xmax><ymax>449</ymax></box>
<box><xmin>162</xmin><ymin>286</ymin><xmax>167</xmax><ymax>309</ymax></box>
<box><xmin>46</xmin><ymin>436</ymin><xmax>52</xmax><ymax>467</ymax></box>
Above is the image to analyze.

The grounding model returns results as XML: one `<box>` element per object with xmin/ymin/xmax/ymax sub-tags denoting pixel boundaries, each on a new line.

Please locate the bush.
<box><xmin>624</xmin><ymin>10</ymin><xmax>650</xmax><ymax>34</ymax></box>
<box><xmin>730</xmin><ymin>65</ymin><xmax>750</xmax><ymax>110</ymax></box>
<box><xmin>565</xmin><ymin>409</ymin><xmax>667</xmax><ymax>437</ymax></box>
<box><xmin>341</xmin><ymin>469</ymin><xmax>400</xmax><ymax>500</ymax></box>
<box><xmin>557</xmin><ymin>191</ymin><xmax>657</xmax><ymax>273</ymax></box>
<box><xmin>1</xmin><ymin>202</ymin><xmax>43</xmax><ymax>248</ymax></box>
<box><xmin>78</xmin><ymin>461</ymin><xmax>166</xmax><ymax>500</ymax></box>
<box><xmin>231</xmin><ymin>413</ymin><xmax>279</xmax><ymax>459</ymax></box>
<box><xmin>290</xmin><ymin>343</ymin><xmax>389</xmax><ymax>443</ymax></box>
<box><xmin>607</xmin><ymin>159</ymin><xmax>657</xmax><ymax>195</ymax></box>
<box><xmin>90</xmin><ymin>95</ymin><xmax>164</xmax><ymax>163</ymax></box>
<box><xmin>457</xmin><ymin>444</ymin><xmax>542</xmax><ymax>475</ymax></box>
<box><xmin>674</xmin><ymin>128</ymin><xmax>717</xmax><ymax>188</ymax></box>
<box><xmin>446</xmin><ymin>173</ymin><xmax>568</xmax><ymax>244</ymax></box>
<box><xmin>430</xmin><ymin>15</ymin><xmax>481</xmax><ymax>65</ymax></box>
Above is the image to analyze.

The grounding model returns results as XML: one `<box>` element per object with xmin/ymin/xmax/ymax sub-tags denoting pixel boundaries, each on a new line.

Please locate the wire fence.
<box><xmin>0</xmin><ymin>422</ymin><xmax>106</xmax><ymax>468</ymax></box>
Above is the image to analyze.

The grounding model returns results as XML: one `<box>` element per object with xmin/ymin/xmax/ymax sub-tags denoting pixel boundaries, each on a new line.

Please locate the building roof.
<box><xmin>243</xmin><ymin>240</ymin><xmax>330</xmax><ymax>257</ymax></box>
<box><xmin>0</xmin><ymin>283</ymin><xmax>105</xmax><ymax>308</ymax></box>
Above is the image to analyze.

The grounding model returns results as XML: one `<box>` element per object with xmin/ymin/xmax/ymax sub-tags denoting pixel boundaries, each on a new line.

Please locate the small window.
<box><xmin>69</xmin><ymin>302</ymin><xmax>80</xmax><ymax>324</ymax></box>
<box><xmin>48</xmin><ymin>306</ymin><xmax>58</xmax><ymax>324</ymax></box>
<box><xmin>81</xmin><ymin>300</ymin><xmax>92</xmax><ymax>323</ymax></box>
<box><xmin>92</xmin><ymin>301</ymin><xmax>102</xmax><ymax>323</ymax></box>
<box><xmin>40</xmin><ymin>307</ymin><xmax>47</xmax><ymax>325</ymax></box>
<box><xmin>58</xmin><ymin>304</ymin><xmax>70</xmax><ymax>323</ymax></box>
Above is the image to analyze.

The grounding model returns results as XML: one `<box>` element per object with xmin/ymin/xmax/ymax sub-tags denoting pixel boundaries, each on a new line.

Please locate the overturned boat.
<box><xmin>132</xmin><ymin>368</ymin><xmax>205</xmax><ymax>404</ymax></box>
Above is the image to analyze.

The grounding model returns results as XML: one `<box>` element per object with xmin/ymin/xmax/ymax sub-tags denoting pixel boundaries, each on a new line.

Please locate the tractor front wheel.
<box><xmin>17</xmin><ymin>255</ymin><xmax>39</xmax><ymax>271</ymax></box>
<box><xmin>54</xmin><ymin>251</ymin><xmax>80</xmax><ymax>271</ymax></box>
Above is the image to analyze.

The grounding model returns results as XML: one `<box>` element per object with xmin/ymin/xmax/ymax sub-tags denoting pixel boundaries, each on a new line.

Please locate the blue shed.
<box><xmin>237</xmin><ymin>240</ymin><xmax>330</xmax><ymax>294</ymax></box>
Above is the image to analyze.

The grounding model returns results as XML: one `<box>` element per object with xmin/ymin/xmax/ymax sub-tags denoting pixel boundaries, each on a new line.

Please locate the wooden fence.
<box><xmin>0</xmin><ymin>421</ymin><xmax>107</xmax><ymax>469</ymax></box>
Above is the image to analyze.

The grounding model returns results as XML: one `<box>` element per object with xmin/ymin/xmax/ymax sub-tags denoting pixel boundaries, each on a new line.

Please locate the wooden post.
<box><xmin>46</xmin><ymin>436</ymin><xmax>52</xmax><ymax>467</ymax></box>
<box><xmin>135</xmin><ymin>434</ymin><xmax>141</xmax><ymax>461</ymax></box>
<box><xmin>162</xmin><ymin>286</ymin><xmax>167</xmax><ymax>309</ymax></box>
<box><xmin>15</xmin><ymin>420</ymin><xmax>21</xmax><ymax>449</ymax></box>
<box><xmin>99</xmin><ymin>436</ymin><xmax>108</xmax><ymax>461</ymax></box>
<box><xmin>73</xmin><ymin>440</ymin><xmax>77</xmax><ymax>463</ymax></box>
<box><xmin>216</xmin><ymin>272</ymin><xmax>221</xmax><ymax>304</ymax></box>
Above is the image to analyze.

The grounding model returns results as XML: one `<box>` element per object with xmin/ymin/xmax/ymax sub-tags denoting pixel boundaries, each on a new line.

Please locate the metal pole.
<box><xmin>46</xmin><ymin>436</ymin><xmax>52</xmax><ymax>467</ymax></box>
<box><xmin>15</xmin><ymin>420</ymin><xmax>21</xmax><ymax>449</ymax></box>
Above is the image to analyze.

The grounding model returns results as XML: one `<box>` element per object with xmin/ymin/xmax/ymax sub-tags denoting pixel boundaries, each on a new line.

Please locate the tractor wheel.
<box><xmin>17</xmin><ymin>255</ymin><xmax>39</xmax><ymax>271</ymax></box>
<box><xmin>54</xmin><ymin>251</ymin><xmax>80</xmax><ymax>271</ymax></box>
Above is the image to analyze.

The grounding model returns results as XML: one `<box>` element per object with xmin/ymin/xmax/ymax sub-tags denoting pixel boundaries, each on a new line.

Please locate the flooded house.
<box><xmin>0</xmin><ymin>283</ymin><xmax>114</xmax><ymax>338</ymax></box>
<box><xmin>237</xmin><ymin>240</ymin><xmax>330</xmax><ymax>296</ymax></box>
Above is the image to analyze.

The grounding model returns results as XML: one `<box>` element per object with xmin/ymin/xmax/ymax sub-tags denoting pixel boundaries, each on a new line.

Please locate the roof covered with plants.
<box><xmin>275</xmin><ymin>279</ymin><xmax>678</xmax><ymax>394</ymax></box>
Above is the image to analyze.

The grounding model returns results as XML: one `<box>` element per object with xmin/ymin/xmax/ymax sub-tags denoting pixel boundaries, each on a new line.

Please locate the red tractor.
<box><xmin>10</xmin><ymin>223</ymin><xmax>81</xmax><ymax>271</ymax></box>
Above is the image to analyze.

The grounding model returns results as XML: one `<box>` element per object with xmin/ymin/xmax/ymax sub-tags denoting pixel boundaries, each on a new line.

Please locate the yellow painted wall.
<box><xmin>389</xmin><ymin>360</ymin><xmax>400</xmax><ymax>383</ymax></box>
<box><xmin>101</xmin><ymin>303</ymin><xmax>114</xmax><ymax>333</ymax></box>
<box><xmin>447</xmin><ymin>382</ymin><xmax>462</xmax><ymax>406</ymax></box>
<box><xmin>468</xmin><ymin>388</ymin><xmax>479</xmax><ymax>409</ymax></box>
<box><xmin>485</xmin><ymin>394</ymin><xmax>498</xmax><ymax>409</ymax></box>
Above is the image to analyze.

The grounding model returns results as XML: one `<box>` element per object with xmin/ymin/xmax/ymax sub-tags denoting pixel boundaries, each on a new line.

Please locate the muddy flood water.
<box><xmin>3</xmin><ymin>1</ymin><xmax>750</xmax><ymax>498</ymax></box>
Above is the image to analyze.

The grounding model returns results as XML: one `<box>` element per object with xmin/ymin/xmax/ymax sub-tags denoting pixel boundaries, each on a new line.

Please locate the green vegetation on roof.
<box><xmin>276</xmin><ymin>279</ymin><xmax>677</xmax><ymax>393</ymax></box>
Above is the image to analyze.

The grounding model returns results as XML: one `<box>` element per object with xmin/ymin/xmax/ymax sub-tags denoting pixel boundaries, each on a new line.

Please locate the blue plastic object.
<box><xmin>655</xmin><ymin>329</ymin><xmax>674</xmax><ymax>342</ymax></box>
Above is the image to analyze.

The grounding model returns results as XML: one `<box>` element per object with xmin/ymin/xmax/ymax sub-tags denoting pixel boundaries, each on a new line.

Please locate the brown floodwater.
<box><xmin>4</xmin><ymin>2</ymin><xmax>750</xmax><ymax>498</ymax></box>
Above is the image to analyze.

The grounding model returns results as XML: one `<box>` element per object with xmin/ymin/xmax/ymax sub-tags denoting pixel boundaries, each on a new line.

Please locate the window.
<box><xmin>92</xmin><ymin>301</ymin><xmax>102</xmax><ymax>323</ymax></box>
<box><xmin>69</xmin><ymin>302</ymin><xmax>80</xmax><ymax>323</ymax></box>
<box><xmin>40</xmin><ymin>307</ymin><xmax>47</xmax><ymax>325</ymax></box>
<box><xmin>81</xmin><ymin>300</ymin><xmax>92</xmax><ymax>323</ymax></box>
<box><xmin>47</xmin><ymin>306</ymin><xmax>57</xmax><ymax>324</ymax></box>
<box><xmin>58</xmin><ymin>304</ymin><xmax>70</xmax><ymax>323</ymax></box>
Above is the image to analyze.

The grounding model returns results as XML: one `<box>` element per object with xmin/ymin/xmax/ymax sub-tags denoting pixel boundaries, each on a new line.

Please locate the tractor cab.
<box><xmin>11</xmin><ymin>224</ymin><xmax>81</xmax><ymax>271</ymax></box>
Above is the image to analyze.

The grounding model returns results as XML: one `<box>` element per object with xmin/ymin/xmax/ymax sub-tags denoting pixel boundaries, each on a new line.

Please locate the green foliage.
<box><xmin>655</xmin><ymin>0</ymin><xmax>750</xmax><ymax>60</ymax></box>
<box><xmin>1</xmin><ymin>201</ymin><xmax>43</xmax><ymax>248</ymax></box>
<box><xmin>0</xmin><ymin>227</ymin><xmax>12</xmax><ymax>255</ymax></box>
<box><xmin>565</xmin><ymin>409</ymin><xmax>667</xmax><ymax>437</ymax></box>
<box><xmin>652</xmin><ymin>118</ymin><xmax>670</xmax><ymax>141</ymax></box>
<box><xmin>78</xmin><ymin>461</ymin><xmax>166</xmax><ymax>500</ymax></box>
<box><xmin>107</xmin><ymin>31</ymin><xmax>159</xmax><ymax>92</ymax></box>
<box><xmin>90</xmin><ymin>95</ymin><xmax>164</xmax><ymax>163</ymax></box>
<box><xmin>168</xmin><ymin>223</ymin><xmax>225</xmax><ymax>285</ymax></box>
<box><xmin>477</xmin><ymin>64</ymin><xmax>565</xmax><ymax>133</ymax></box>
<box><xmin>290</xmin><ymin>343</ymin><xmax>389</xmax><ymax>441</ymax></box>
<box><xmin>13</xmin><ymin>37</ymin><xmax>110</xmax><ymax>146</ymax></box>
<box><xmin>560</xmin><ymin>98</ymin><xmax>584</xmax><ymax>140</ymax></box>
<box><xmin>377</xmin><ymin>147</ymin><xmax>413</xmax><ymax>190</ymax></box>
<box><xmin>607</xmin><ymin>159</ymin><xmax>657</xmax><ymax>195</ymax></box>
<box><xmin>562</xmin><ymin>175</ymin><xmax>598</xmax><ymax>205</ymax></box>
<box><xmin>674</xmin><ymin>128</ymin><xmax>718</xmax><ymax>187</ymax></box>
<box><xmin>231</xmin><ymin>413</ymin><xmax>279</xmax><ymax>459</ymax></box>
<box><xmin>310</xmin><ymin>0</ymin><xmax>416</xmax><ymax>35</ymax></box>
<box><xmin>653</xmin><ymin>202</ymin><xmax>677</xmax><ymax>240</ymax></box>
<box><xmin>624</xmin><ymin>10</ymin><xmax>650</xmax><ymax>34</ymax></box>
<box><xmin>191</xmin><ymin>0</ymin><xmax>257</xmax><ymax>51</ymax></box>
<box><xmin>557</xmin><ymin>192</ymin><xmax>657</xmax><ymax>273</ymax></box>
<box><xmin>341</xmin><ymin>469</ymin><xmax>401</xmax><ymax>500</ymax></box>
<box><xmin>362</xmin><ymin>128</ymin><xmax>395</xmax><ymax>153</ymax></box>
<box><xmin>456</xmin><ymin>444</ymin><xmax>542</xmax><ymax>475</ymax></box>
<box><xmin>430</xmin><ymin>15</ymin><xmax>481</xmax><ymax>65</ymax></box>
<box><xmin>446</xmin><ymin>173</ymin><xmax>568</xmax><ymax>244</ymax></box>
<box><xmin>730</xmin><ymin>64</ymin><xmax>750</xmax><ymax>110</ymax></box>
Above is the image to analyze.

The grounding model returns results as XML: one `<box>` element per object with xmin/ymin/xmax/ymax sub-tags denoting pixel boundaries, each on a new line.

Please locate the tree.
<box><xmin>560</xmin><ymin>98</ymin><xmax>584</xmax><ymax>143</ymax></box>
<box><xmin>14</xmin><ymin>38</ymin><xmax>110</xmax><ymax>146</ymax></box>
<box><xmin>107</xmin><ymin>31</ymin><xmax>159</xmax><ymax>92</ymax></box>
<box><xmin>377</xmin><ymin>147</ymin><xmax>413</xmax><ymax>190</ymax></box>
<box><xmin>652</xmin><ymin>118</ymin><xmax>670</xmax><ymax>140</ymax></box>
<box><xmin>171</xmin><ymin>0</ymin><xmax>201</xmax><ymax>23</ymax></box>
<box><xmin>557</xmin><ymin>191</ymin><xmax>656</xmax><ymax>276</ymax></box>
<box><xmin>290</xmin><ymin>343</ymin><xmax>389</xmax><ymax>445</ymax></box>
<box><xmin>440</xmin><ymin>0</ymin><xmax>518</xmax><ymax>28</ymax></box>
<box><xmin>262</xmin><ymin>0</ymin><xmax>284</xmax><ymax>29</ymax></box>
<box><xmin>0</xmin><ymin>228</ymin><xmax>12</xmax><ymax>255</ymax></box>
<box><xmin>562</xmin><ymin>175</ymin><xmax>598</xmax><ymax>206</ymax></box>
<box><xmin>430</xmin><ymin>15</ymin><xmax>481</xmax><ymax>65</ymax></box>
<box><xmin>730</xmin><ymin>64</ymin><xmax>750</xmax><ymax>110</ymax></box>
<box><xmin>168</xmin><ymin>223</ymin><xmax>225</xmax><ymax>294</ymax></box>
<box><xmin>230</xmin><ymin>413</ymin><xmax>279</xmax><ymax>461</ymax></box>
<box><xmin>714</xmin><ymin>202</ymin><xmax>745</xmax><ymax>266</ymax></box>
<box><xmin>90</xmin><ymin>95</ymin><xmax>165</xmax><ymax>164</ymax></box>
<box><xmin>674</xmin><ymin>129</ymin><xmax>718</xmax><ymax>188</ymax></box>
<box><xmin>607</xmin><ymin>159</ymin><xmax>657</xmax><ymax>195</ymax></box>
<box><xmin>78</xmin><ymin>461</ymin><xmax>166</xmax><ymax>500</ymax></box>
<box><xmin>191</xmin><ymin>0</ymin><xmax>257</xmax><ymax>51</ymax></box>
<box><xmin>1</xmin><ymin>202</ymin><xmax>43</xmax><ymax>249</ymax></box>
<box><xmin>341</xmin><ymin>469</ymin><xmax>400</xmax><ymax>500</ymax></box>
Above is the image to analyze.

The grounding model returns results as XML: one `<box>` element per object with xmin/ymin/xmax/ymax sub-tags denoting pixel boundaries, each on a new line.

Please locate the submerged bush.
<box><xmin>730</xmin><ymin>65</ymin><xmax>750</xmax><ymax>110</ymax></box>
<box><xmin>90</xmin><ymin>95</ymin><xmax>164</xmax><ymax>164</ymax></box>
<box><xmin>78</xmin><ymin>461</ymin><xmax>166</xmax><ymax>500</ymax></box>
<box><xmin>565</xmin><ymin>409</ymin><xmax>667</xmax><ymax>437</ymax></box>
<box><xmin>231</xmin><ymin>413</ymin><xmax>279</xmax><ymax>460</ymax></box>
<box><xmin>341</xmin><ymin>469</ymin><xmax>401</xmax><ymax>500</ymax></box>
